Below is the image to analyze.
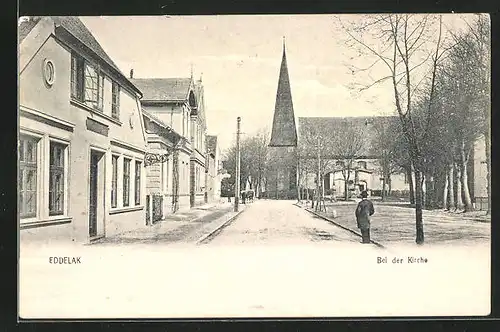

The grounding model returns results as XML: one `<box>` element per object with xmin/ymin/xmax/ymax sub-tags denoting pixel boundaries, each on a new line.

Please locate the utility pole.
<box><xmin>234</xmin><ymin>117</ymin><xmax>241</xmax><ymax>212</ymax></box>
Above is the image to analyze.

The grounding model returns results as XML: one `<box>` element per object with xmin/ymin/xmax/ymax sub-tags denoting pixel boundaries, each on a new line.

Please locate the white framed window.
<box><xmin>48</xmin><ymin>141</ymin><xmax>67</xmax><ymax>216</ymax></box>
<box><xmin>123</xmin><ymin>158</ymin><xmax>131</xmax><ymax>207</ymax></box>
<box><xmin>71</xmin><ymin>52</ymin><xmax>104</xmax><ymax>111</ymax></box>
<box><xmin>135</xmin><ymin>161</ymin><xmax>141</xmax><ymax>205</ymax></box>
<box><xmin>111</xmin><ymin>81</ymin><xmax>120</xmax><ymax>120</ymax></box>
<box><xmin>71</xmin><ymin>53</ymin><xmax>85</xmax><ymax>100</ymax></box>
<box><xmin>111</xmin><ymin>155</ymin><xmax>119</xmax><ymax>208</ymax></box>
<box><xmin>19</xmin><ymin>132</ymin><xmax>70</xmax><ymax>223</ymax></box>
<box><xmin>19</xmin><ymin>135</ymin><xmax>40</xmax><ymax>219</ymax></box>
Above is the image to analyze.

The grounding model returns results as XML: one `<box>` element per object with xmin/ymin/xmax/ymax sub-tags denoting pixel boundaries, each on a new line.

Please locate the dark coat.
<box><xmin>355</xmin><ymin>199</ymin><xmax>375</xmax><ymax>229</ymax></box>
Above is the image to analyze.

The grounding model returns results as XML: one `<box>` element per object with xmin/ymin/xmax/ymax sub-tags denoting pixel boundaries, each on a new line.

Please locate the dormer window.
<box><xmin>358</xmin><ymin>161</ymin><xmax>367</xmax><ymax>169</ymax></box>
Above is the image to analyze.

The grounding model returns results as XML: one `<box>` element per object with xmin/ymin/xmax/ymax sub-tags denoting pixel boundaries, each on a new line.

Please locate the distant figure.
<box><xmin>355</xmin><ymin>190</ymin><xmax>375</xmax><ymax>244</ymax></box>
<box><xmin>241</xmin><ymin>191</ymin><xmax>247</xmax><ymax>204</ymax></box>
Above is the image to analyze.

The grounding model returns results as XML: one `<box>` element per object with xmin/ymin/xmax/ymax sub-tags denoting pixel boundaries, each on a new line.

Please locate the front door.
<box><xmin>89</xmin><ymin>150</ymin><xmax>105</xmax><ymax>239</ymax></box>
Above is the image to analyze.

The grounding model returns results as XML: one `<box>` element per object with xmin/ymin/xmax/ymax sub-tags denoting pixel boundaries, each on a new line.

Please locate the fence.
<box><xmin>146</xmin><ymin>194</ymin><xmax>163</xmax><ymax>225</ymax></box>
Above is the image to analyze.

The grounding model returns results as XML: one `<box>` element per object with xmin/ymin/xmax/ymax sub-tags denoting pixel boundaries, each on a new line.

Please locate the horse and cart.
<box><xmin>241</xmin><ymin>189</ymin><xmax>255</xmax><ymax>204</ymax></box>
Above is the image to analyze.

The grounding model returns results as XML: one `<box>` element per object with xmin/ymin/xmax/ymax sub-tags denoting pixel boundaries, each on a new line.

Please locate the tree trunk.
<box><xmin>296</xmin><ymin>160</ymin><xmax>301</xmax><ymax>203</ymax></box>
<box><xmin>424</xmin><ymin>173</ymin><xmax>435</xmax><ymax>210</ymax></box>
<box><xmin>388</xmin><ymin>175</ymin><xmax>392</xmax><ymax>196</ymax></box>
<box><xmin>484</xmin><ymin>133</ymin><xmax>491</xmax><ymax>215</ymax></box>
<box><xmin>414</xmin><ymin>170</ymin><xmax>425</xmax><ymax>245</ymax></box>
<box><xmin>443</xmin><ymin>170</ymin><xmax>449</xmax><ymax>210</ymax></box>
<box><xmin>455</xmin><ymin>163</ymin><xmax>464</xmax><ymax>210</ymax></box>
<box><xmin>344</xmin><ymin>168</ymin><xmax>350</xmax><ymax>201</ymax></box>
<box><xmin>461</xmin><ymin>158</ymin><xmax>474</xmax><ymax>212</ymax></box>
<box><xmin>381</xmin><ymin>174</ymin><xmax>386</xmax><ymax>201</ymax></box>
<box><xmin>406</xmin><ymin>166</ymin><xmax>415</xmax><ymax>205</ymax></box>
<box><xmin>447</xmin><ymin>162</ymin><xmax>455</xmax><ymax>210</ymax></box>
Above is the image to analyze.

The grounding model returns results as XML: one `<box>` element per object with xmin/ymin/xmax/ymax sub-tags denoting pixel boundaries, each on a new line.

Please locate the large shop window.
<box><xmin>19</xmin><ymin>136</ymin><xmax>39</xmax><ymax>218</ymax></box>
<box><xmin>111</xmin><ymin>155</ymin><xmax>118</xmax><ymax>208</ymax></box>
<box><xmin>135</xmin><ymin>161</ymin><xmax>141</xmax><ymax>205</ymax></box>
<box><xmin>123</xmin><ymin>158</ymin><xmax>131</xmax><ymax>207</ymax></box>
<box><xmin>49</xmin><ymin>142</ymin><xmax>66</xmax><ymax>216</ymax></box>
<box><xmin>71</xmin><ymin>53</ymin><xmax>104</xmax><ymax>111</ymax></box>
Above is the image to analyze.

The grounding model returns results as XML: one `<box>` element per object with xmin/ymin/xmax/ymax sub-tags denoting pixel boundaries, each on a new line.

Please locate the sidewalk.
<box><xmin>297</xmin><ymin>201</ymin><xmax>490</xmax><ymax>246</ymax></box>
<box><xmin>94</xmin><ymin>201</ymin><xmax>246</xmax><ymax>245</ymax></box>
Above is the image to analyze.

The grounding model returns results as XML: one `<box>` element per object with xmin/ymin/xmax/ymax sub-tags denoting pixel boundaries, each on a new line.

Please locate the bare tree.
<box><xmin>370</xmin><ymin>116</ymin><xmax>406</xmax><ymax>200</ymax></box>
<box><xmin>341</xmin><ymin>14</ymin><xmax>449</xmax><ymax>244</ymax></box>
<box><xmin>431</xmin><ymin>19</ymin><xmax>489</xmax><ymax>212</ymax></box>
<box><xmin>222</xmin><ymin>128</ymin><xmax>270</xmax><ymax>198</ymax></box>
<box><xmin>298</xmin><ymin>119</ymin><xmax>337</xmax><ymax>211</ymax></box>
<box><xmin>331</xmin><ymin>120</ymin><xmax>366</xmax><ymax>201</ymax></box>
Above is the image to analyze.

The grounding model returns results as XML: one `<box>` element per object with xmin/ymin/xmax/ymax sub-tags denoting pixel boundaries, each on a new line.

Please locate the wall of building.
<box><xmin>142</xmin><ymin>104</ymin><xmax>191</xmax><ymax>139</ymax></box>
<box><xmin>473</xmin><ymin>135</ymin><xmax>488</xmax><ymax>198</ymax></box>
<box><xmin>19</xmin><ymin>33</ymin><xmax>147</xmax><ymax>243</ymax></box>
<box><xmin>301</xmin><ymin>157</ymin><xmax>408</xmax><ymax>198</ymax></box>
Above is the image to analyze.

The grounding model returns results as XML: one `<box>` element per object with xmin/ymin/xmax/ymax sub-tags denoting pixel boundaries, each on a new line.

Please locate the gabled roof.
<box><xmin>131</xmin><ymin>78</ymin><xmax>193</xmax><ymax>102</ymax></box>
<box><xmin>206</xmin><ymin>135</ymin><xmax>218</xmax><ymax>156</ymax></box>
<box><xmin>52</xmin><ymin>16</ymin><xmax>124</xmax><ymax>76</ymax></box>
<box><xmin>269</xmin><ymin>40</ymin><xmax>297</xmax><ymax>147</ymax></box>
<box><xmin>19</xmin><ymin>16</ymin><xmax>142</xmax><ymax>96</ymax></box>
<box><xmin>298</xmin><ymin>116</ymin><xmax>399</xmax><ymax>158</ymax></box>
<box><xmin>18</xmin><ymin>17</ymin><xmax>40</xmax><ymax>43</ymax></box>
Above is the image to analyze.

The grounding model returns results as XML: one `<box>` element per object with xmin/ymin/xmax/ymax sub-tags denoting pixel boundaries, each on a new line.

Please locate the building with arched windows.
<box><xmin>131</xmin><ymin>75</ymin><xmax>208</xmax><ymax>212</ymax></box>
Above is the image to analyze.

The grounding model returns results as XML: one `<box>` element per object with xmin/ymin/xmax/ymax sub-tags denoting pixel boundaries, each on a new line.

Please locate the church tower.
<box><xmin>266</xmin><ymin>37</ymin><xmax>298</xmax><ymax>200</ymax></box>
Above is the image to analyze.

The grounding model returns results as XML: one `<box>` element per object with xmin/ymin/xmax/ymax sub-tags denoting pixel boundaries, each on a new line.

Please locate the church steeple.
<box><xmin>269</xmin><ymin>37</ymin><xmax>297</xmax><ymax>147</ymax></box>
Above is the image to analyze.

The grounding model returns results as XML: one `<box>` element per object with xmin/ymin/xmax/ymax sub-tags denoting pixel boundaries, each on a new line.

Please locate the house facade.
<box><xmin>471</xmin><ymin>134</ymin><xmax>489</xmax><ymax>210</ymax></box>
<box><xmin>142</xmin><ymin>110</ymin><xmax>184</xmax><ymax>222</ymax></box>
<box><xmin>19</xmin><ymin>16</ymin><xmax>148</xmax><ymax>243</ymax></box>
<box><xmin>206</xmin><ymin>135</ymin><xmax>222</xmax><ymax>203</ymax></box>
<box><xmin>297</xmin><ymin>116</ymin><xmax>411</xmax><ymax>199</ymax></box>
<box><xmin>131</xmin><ymin>75</ymin><xmax>208</xmax><ymax>210</ymax></box>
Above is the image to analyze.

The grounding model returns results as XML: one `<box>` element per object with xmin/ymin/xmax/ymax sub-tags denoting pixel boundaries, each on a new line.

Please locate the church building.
<box><xmin>266</xmin><ymin>38</ymin><xmax>298</xmax><ymax>200</ymax></box>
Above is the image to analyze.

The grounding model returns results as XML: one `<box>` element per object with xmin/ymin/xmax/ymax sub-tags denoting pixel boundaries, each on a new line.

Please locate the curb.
<box><xmin>295</xmin><ymin>204</ymin><xmax>385</xmax><ymax>249</ymax></box>
<box><xmin>196</xmin><ymin>207</ymin><xmax>247</xmax><ymax>245</ymax></box>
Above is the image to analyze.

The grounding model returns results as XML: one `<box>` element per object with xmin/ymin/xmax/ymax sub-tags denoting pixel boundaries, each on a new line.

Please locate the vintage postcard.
<box><xmin>18</xmin><ymin>14</ymin><xmax>491</xmax><ymax>319</ymax></box>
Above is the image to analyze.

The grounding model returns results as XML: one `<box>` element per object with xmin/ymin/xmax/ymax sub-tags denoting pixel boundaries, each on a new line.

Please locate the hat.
<box><xmin>360</xmin><ymin>190</ymin><xmax>368</xmax><ymax>198</ymax></box>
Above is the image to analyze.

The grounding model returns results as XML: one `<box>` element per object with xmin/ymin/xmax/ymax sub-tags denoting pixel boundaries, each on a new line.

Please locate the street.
<box><xmin>206</xmin><ymin>199</ymin><xmax>361</xmax><ymax>246</ymax></box>
<box><xmin>19</xmin><ymin>199</ymin><xmax>490</xmax><ymax>319</ymax></box>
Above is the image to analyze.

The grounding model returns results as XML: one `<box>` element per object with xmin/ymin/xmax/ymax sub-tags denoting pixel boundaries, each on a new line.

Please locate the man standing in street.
<box><xmin>355</xmin><ymin>190</ymin><xmax>375</xmax><ymax>244</ymax></box>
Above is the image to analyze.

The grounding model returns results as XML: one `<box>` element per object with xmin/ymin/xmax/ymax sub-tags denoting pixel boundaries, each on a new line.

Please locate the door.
<box><xmin>89</xmin><ymin>150</ymin><xmax>105</xmax><ymax>239</ymax></box>
<box><xmin>89</xmin><ymin>152</ymin><xmax>99</xmax><ymax>237</ymax></box>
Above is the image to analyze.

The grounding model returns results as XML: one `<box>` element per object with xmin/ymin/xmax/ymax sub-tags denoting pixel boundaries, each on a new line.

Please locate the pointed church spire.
<box><xmin>268</xmin><ymin>38</ymin><xmax>297</xmax><ymax>147</ymax></box>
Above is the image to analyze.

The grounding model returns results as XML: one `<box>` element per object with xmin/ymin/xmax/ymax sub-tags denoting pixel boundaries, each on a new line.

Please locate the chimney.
<box><xmin>130</xmin><ymin>69</ymin><xmax>134</xmax><ymax>79</ymax></box>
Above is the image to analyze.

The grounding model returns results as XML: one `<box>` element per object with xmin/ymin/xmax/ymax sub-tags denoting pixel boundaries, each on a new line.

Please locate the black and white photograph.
<box><xmin>18</xmin><ymin>14</ymin><xmax>491</xmax><ymax>318</ymax></box>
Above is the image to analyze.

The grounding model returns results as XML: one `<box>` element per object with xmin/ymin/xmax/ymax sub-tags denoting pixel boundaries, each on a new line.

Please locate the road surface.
<box><xmin>206</xmin><ymin>199</ymin><xmax>361</xmax><ymax>246</ymax></box>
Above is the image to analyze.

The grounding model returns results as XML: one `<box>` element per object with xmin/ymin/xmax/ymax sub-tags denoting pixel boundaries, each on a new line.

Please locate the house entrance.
<box><xmin>89</xmin><ymin>150</ymin><xmax>106</xmax><ymax>239</ymax></box>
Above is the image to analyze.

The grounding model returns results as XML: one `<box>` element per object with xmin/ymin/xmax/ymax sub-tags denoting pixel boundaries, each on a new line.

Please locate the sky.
<box><xmin>80</xmin><ymin>14</ymin><xmax>477</xmax><ymax>152</ymax></box>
